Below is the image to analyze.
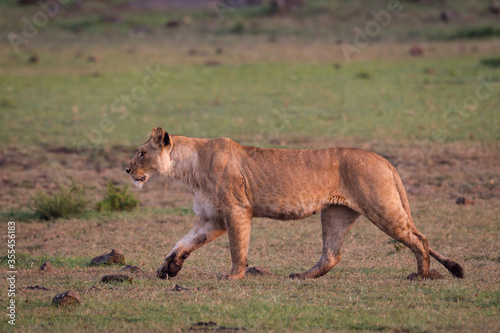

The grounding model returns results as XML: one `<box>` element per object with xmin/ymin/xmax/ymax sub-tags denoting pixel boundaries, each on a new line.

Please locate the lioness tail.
<box><xmin>429</xmin><ymin>247</ymin><xmax>464</xmax><ymax>278</ymax></box>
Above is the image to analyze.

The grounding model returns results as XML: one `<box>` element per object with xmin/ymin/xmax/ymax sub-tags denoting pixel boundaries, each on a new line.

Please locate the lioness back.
<box><xmin>202</xmin><ymin>139</ymin><xmax>394</xmax><ymax>221</ymax></box>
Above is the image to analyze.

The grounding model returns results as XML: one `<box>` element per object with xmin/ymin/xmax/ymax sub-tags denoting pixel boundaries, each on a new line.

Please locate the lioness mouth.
<box><xmin>135</xmin><ymin>175</ymin><xmax>147</xmax><ymax>182</ymax></box>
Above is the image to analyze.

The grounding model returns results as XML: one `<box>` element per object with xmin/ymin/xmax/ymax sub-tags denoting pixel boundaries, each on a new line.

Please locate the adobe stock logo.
<box><xmin>7</xmin><ymin>0</ymin><xmax>69</xmax><ymax>53</ymax></box>
<box><xmin>340</xmin><ymin>0</ymin><xmax>404</xmax><ymax>62</ymax></box>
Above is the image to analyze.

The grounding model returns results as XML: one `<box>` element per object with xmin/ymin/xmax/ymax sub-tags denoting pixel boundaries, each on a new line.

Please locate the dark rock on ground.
<box><xmin>39</xmin><ymin>262</ymin><xmax>53</xmax><ymax>272</ymax></box>
<box><xmin>121</xmin><ymin>265</ymin><xmax>144</xmax><ymax>274</ymax></box>
<box><xmin>52</xmin><ymin>290</ymin><xmax>81</xmax><ymax>306</ymax></box>
<box><xmin>101</xmin><ymin>274</ymin><xmax>133</xmax><ymax>283</ymax></box>
<box><xmin>90</xmin><ymin>249</ymin><xmax>126</xmax><ymax>266</ymax></box>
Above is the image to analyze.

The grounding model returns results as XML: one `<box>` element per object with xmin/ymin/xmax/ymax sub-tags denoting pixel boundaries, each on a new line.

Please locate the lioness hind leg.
<box><xmin>289</xmin><ymin>205</ymin><xmax>360</xmax><ymax>280</ymax></box>
<box><xmin>364</xmin><ymin>207</ymin><xmax>432</xmax><ymax>280</ymax></box>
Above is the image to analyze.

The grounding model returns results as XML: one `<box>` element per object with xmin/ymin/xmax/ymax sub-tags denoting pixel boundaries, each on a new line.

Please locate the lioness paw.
<box><xmin>407</xmin><ymin>269</ymin><xmax>445</xmax><ymax>281</ymax></box>
<box><xmin>156</xmin><ymin>260</ymin><xmax>182</xmax><ymax>279</ymax></box>
<box><xmin>288</xmin><ymin>272</ymin><xmax>306</xmax><ymax>280</ymax></box>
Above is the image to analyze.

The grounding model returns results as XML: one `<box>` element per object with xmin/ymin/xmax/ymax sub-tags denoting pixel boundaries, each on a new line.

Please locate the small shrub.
<box><xmin>230</xmin><ymin>21</ymin><xmax>245</xmax><ymax>34</ymax></box>
<box><xmin>452</xmin><ymin>26</ymin><xmax>500</xmax><ymax>39</ymax></box>
<box><xmin>355</xmin><ymin>71</ymin><xmax>370</xmax><ymax>79</ymax></box>
<box><xmin>30</xmin><ymin>181</ymin><xmax>90</xmax><ymax>220</ymax></box>
<box><xmin>480</xmin><ymin>56</ymin><xmax>500</xmax><ymax>68</ymax></box>
<box><xmin>96</xmin><ymin>182</ymin><xmax>139</xmax><ymax>213</ymax></box>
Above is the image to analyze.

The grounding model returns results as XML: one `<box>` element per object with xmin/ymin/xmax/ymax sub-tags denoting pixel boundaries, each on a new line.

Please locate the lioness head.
<box><xmin>126</xmin><ymin>127</ymin><xmax>172</xmax><ymax>188</ymax></box>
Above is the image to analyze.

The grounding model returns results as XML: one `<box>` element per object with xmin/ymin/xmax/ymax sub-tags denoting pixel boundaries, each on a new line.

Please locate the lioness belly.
<box><xmin>252</xmin><ymin>190</ymin><xmax>336</xmax><ymax>220</ymax></box>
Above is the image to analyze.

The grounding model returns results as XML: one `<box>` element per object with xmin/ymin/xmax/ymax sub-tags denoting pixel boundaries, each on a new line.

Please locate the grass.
<box><xmin>0</xmin><ymin>1</ymin><xmax>499</xmax><ymax>332</ymax></box>
<box><xmin>1</xmin><ymin>51</ymin><xmax>499</xmax><ymax>147</ymax></box>
<box><xmin>1</xmin><ymin>201</ymin><xmax>498</xmax><ymax>332</ymax></box>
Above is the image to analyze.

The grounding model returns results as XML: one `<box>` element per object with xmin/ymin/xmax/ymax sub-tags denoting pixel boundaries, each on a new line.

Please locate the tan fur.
<box><xmin>126</xmin><ymin>127</ymin><xmax>464</xmax><ymax>281</ymax></box>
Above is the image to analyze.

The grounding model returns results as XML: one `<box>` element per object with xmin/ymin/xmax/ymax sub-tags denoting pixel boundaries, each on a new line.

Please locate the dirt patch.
<box><xmin>122</xmin><ymin>0</ymin><xmax>213</xmax><ymax>10</ymax></box>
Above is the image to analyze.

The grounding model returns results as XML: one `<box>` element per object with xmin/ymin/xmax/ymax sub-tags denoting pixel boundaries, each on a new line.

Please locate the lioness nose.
<box><xmin>125</xmin><ymin>167</ymin><xmax>131</xmax><ymax>174</ymax></box>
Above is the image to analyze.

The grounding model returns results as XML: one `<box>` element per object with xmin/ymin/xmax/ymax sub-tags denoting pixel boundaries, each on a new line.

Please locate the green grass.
<box><xmin>1</xmin><ymin>201</ymin><xmax>498</xmax><ymax>332</ymax></box>
<box><xmin>1</xmin><ymin>53</ymin><xmax>499</xmax><ymax>148</ymax></box>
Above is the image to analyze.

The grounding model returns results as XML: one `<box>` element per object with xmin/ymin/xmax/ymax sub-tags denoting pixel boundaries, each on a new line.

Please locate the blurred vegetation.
<box><xmin>30</xmin><ymin>180</ymin><xmax>90</xmax><ymax>220</ymax></box>
<box><xmin>96</xmin><ymin>182</ymin><xmax>139</xmax><ymax>213</ymax></box>
<box><xmin>1</xmin><ymin>0</ymin><xmax>500</xmax><ymax>41</ymax></box>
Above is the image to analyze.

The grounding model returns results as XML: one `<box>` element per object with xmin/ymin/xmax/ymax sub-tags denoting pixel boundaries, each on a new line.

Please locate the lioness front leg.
<box><xmin>156</xmin><ymin>217</ymin><xmax>226</xmax><ymax>279</ymax></box>
<box><xmin>220</xmin><ymin>209</ymin><xmax>252</xmax><ymax>280</ymax></box>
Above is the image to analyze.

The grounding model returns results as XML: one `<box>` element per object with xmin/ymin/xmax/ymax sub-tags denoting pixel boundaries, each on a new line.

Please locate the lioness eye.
<box><xmin>139</xmin><ymin>152</ymin><xmax>145</xmax><ymax>158</ymax></box>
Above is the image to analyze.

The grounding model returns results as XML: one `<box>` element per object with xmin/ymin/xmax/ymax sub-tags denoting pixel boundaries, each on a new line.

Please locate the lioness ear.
<box><xmin>150</xmin><ymin>127</ymin><xmax>170</xmax><ymax>148</ymax></box>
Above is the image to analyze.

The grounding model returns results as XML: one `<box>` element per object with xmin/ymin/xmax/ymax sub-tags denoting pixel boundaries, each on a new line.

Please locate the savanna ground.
<box><xmin>1</xmin><ymin>0</ymin><xmax>499</xmax><ymax>331</ymax></box>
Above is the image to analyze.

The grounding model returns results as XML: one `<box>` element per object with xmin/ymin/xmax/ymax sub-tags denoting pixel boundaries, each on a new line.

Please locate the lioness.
<box><xmin>126</xmin><ymin>127</ymin><xmax>464</xmax><ymax>281</ymax></box>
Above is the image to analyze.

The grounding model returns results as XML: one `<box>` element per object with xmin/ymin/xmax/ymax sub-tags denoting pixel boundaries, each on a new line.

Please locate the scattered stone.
<box><xmin>409</xmin><ymin>45</ymin><xmax>424</xmax><ymax>57</ymax></box>
<box><xmin>189</xmin><ymin>321</ymin><xmax>246</xmax><ymax>331</ymax></box>
<box><xmin>39</xmin><ymin>262</ymin><xmax>53</xmax><ymax>272</ymax></box>
<box><xmin>333</xmin><ymin>63</ymin><xmax>341</xmax><ymax>69</ymax></box>
<box><xmin>87</xmin><ymin>55</ymin><xmax>100</xmax><ymax>63</ymax></box>
<box><xmin>90</xmin><ymin>249</ymin><xmax>126</xmax><ymax>266</ymax></box>
<box><xmin>245</xmin><ymin>266</ymin><xmax>272</xmax><ymax>276</ymax></box>
<box><xmin>456</xmin><ymin>197</ymin><xmax>475</xmax><ymax>205</ymax></box>
<box><xmin>101</xmin><ymin>274</ymin><xmax>132</xmax><ymax>283</ymax></box>
<box><xmin>440</xmin><ymin>10</ymin><xmax>452</xmax><ymax>22</ymax></box>
<box><xmin>205</xmin><ymin>60</ymin><xmax>220</xmax><ymax>67</ymax></box>
<box><xmin>29</xmin><ymin>55</ymin><xmax>38</xmax><ymax>63</ymax></box>
<box><xmin>489</xmin><ymin>1</ymin><xmax>500</xmax><ymax>15</ymax></box>
<box><xmin>190</xmin><ymin>322</ymin><xmax>218</xmax><ymax>331</ymax></box>
<box><xmin>215</xmin><ymin>47</ymin><xmax>224</xmax><ymax>55</ymax></box>
<box><xmin>188</xmin><ymin>49</ymin><xmax>197</xmax><ymax>56</ymax></box>
<box><xmin>22</xmin><ymin>285</ymin><xmax>48</xmax><ymax>291</ymax></box>
<box><xmin>52</xmin><ymin>290</ymin><xmax>81</xmax><ymax>307</ymax></box>
<box><xmin>121</xmin><ymin>265</ymin><xmax>144</xmax><ymax>274</ymax></box>
<box><xmin>165</xmin><ymin>20</ymin><xmax>181</xmax><ymax>28</ymax></box>
<box><xmin>172</xmin><ymin>284</ymin><xmax>194</xmax><ymax>292</ymax></box>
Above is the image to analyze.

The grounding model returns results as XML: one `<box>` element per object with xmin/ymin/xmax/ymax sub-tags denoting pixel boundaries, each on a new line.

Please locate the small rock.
<box><xmin>29</xmin><ymin>55</ymin><xmax>38</xmax><ymax>63</ymax></box>
<box><xmin>190</xmin><ymin>322</ymin><xmax>218</xmax><ymax>330</ymax></box>
<box><xmin>90</xmin><ymin>249</ymin><xmax>125</xmax><ymax>266</ymax></box>
<box><xmin>172</xmin><ymin>284</ymin><xmax>193</xmax><ymax>292</ymax></box>
<box><xmin>456</xmin><ymin>197</ymin><xmax>475</xmax><ymax>205</ymax></box>
<box><xmin>489</xmin><ymin>2</ymin><xmax>500</xmax><ymax>15</ymax></box>
<box><xmin>22</xmin><ymin>285</ymin><xmax>48</xmax><ymax>291</ymax></box>
<box><xmin>440</xmin><ymin>10</ymin><xmax>451</xmax><ymax>22</ymax></box>
<box><xmin>87</xmin><ymin>55</ymin><xmax>100</xmax><ymax>63</ymax></box>
<box><xmin>215</xmin><ymin>47</ymin><xmax>224</xmax><ymax>55</ymax></box>
<box><xmin>121</xmin><ymin>265</ymin><xmax>144</xmax><ymax>274</ymax></box>
<box><xmin>245</xmin><ymin>266</ymin><xmax>272</xmax><ymax>276</ymax></box>
<box><xmin>101</xmin><ymin>274</ymin><xmax>132</xmax><ymax>283</ymax></box>
<box><xmin>409</xmin><ymin>45</ymin><xmax>424</xmax><ymax>57</ymax></box>
<box><xmin>39</xmin><ymin>262</ymin><xmax>53</xmax><ymax>272</ymax></box>
<box><xmin>52</xmin><ymin>290</ymin><xmax>81</xmax><ymax>306</ymax></box>
<box><xmin>165</xmin><ymin>20</ymin><xmax>181</xmax><ymax>28</ymax></box>
<box><xmin>204</xmin><ymin>60</ymin><xmax>220</xmax><ymax>66</ymax></box>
